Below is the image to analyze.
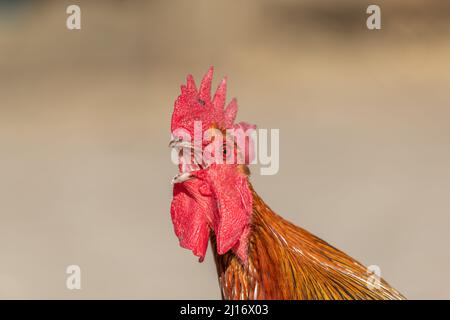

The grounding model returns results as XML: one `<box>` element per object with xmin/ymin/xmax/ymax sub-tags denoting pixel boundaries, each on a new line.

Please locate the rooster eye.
<box><xmin>197</xmin><ymin>98</ymin><xmax>205</xmax><ymax>106</ymax></box>
<box><xmin>223</xmin><ymin>145</ymin><xmax>228</xmax><ymax>155</ymax></box>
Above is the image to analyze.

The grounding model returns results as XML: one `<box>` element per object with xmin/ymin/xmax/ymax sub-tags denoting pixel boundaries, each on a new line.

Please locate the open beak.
<box><xmin>169</xmin><ymin>137</ymin><xmax>201</xmax><ymax>184</ymax></box>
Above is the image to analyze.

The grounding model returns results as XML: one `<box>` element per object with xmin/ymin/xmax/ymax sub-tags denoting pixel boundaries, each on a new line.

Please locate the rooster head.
<box><xmin>169</xmin><ymin>67</ymin><xmax>255</xmax><ymax>263</ymax></box>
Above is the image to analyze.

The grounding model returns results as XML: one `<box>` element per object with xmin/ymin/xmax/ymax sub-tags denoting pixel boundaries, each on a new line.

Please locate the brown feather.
<box><xmin>212</xmin><ymin>184</ymin><xmax>405</xmax><ymax>300</ymax></box>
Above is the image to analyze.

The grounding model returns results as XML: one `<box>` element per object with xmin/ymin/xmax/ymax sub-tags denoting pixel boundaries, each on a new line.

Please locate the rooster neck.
<box><xmin>211</xmin><ymin>184</ymin><xmax>405</xmax><ymax>300</ymax></box>
<box><xmin>210</xmin><ymin>185</ymin><xmax>299</xmax><ymax>299</ymax></box>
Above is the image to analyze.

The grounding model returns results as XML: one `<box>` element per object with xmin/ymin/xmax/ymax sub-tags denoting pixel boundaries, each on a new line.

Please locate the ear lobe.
<box><xmin>207</xmin><ymin>166</ymin><xmax>253</xmax><ymax>257</ymax></box>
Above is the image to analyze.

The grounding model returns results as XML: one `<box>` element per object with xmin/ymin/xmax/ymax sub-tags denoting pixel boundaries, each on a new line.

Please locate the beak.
<box><xmin>171</xmin><ymin>172</ymin><xmax>194</xmax><ymax>184</ymax></box>
<box><xmin>169</xmin><ymin>137</ymin><xmax>204</xmax><ymax>182</ymax></box>
<box><xmin>169</xmin><ymin>138</ymin><xmax>193</xmax><ymax>149</ymax></box>
<box><xmin>169</xmin><ymin>138</ymin><xmax>203</xmax><ymax>156</ymax></box>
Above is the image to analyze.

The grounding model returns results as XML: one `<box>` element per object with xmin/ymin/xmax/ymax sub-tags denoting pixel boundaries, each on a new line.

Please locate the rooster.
<box><xmin>169</xmin><ymin>67</ymin><xmax>405</xmax><ymax>300</ymax></box>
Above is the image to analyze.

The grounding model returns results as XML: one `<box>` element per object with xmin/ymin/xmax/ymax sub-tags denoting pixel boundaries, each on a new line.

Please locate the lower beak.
<box><xmin>171</xmin><ymin>172</ymin><xmax>194</xmax><ymax>184</ymax></box>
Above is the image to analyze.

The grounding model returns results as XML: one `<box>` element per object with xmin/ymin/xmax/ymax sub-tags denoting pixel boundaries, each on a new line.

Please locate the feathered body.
<box><xmin>169</xmin><ymin>67</ymin><xmax>405</xmax><ymax>300</ymax></box>
<box><xmin>213</xmin><ymin>184</ymin><xmax>405</xmax><ymax>300</ymax></box>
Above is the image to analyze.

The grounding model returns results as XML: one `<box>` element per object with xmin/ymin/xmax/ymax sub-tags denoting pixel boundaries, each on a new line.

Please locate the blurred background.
<box><xmin>0</xmin><ymin>0</ymin><xmax>449</xmax><ymax>299</ymax></box>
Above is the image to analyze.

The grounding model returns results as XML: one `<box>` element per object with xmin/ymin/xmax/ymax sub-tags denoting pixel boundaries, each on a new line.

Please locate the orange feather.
<box><xmin>212</xmin><ymin>181</ymin><xmax>405</xmax><ymax>300</ymax></box>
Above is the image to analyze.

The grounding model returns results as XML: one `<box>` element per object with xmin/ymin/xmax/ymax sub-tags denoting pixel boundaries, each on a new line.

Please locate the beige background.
<box><xmin>0</xmin><ymin>0</ymin><xmax>449</xmax><ymax>299</ymax></box>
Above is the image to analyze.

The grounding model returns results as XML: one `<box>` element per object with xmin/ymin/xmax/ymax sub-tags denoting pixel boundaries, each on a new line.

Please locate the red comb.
<box><xmin>171</xmin><ymin>67</ymin><xmax>238</xmax><ymax>135</ymax></box>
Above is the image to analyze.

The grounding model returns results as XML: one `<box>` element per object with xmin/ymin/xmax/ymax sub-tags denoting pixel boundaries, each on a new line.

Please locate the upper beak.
<box><xmin>169</xmin><ymin>138</ymin><xmax>203</xmax><ymax>154</ymax></box>
<box><xmin>169</xmin><ymin>138</ymin><xmax>193</xmax><ymax>149</ymax></box>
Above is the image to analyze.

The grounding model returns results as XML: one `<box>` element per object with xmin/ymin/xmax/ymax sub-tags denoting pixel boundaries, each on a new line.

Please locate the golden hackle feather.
<box><xmin>212</xmin><ymin>184</ymin><xmax>405</xmax><ymax>300</ymax></box>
